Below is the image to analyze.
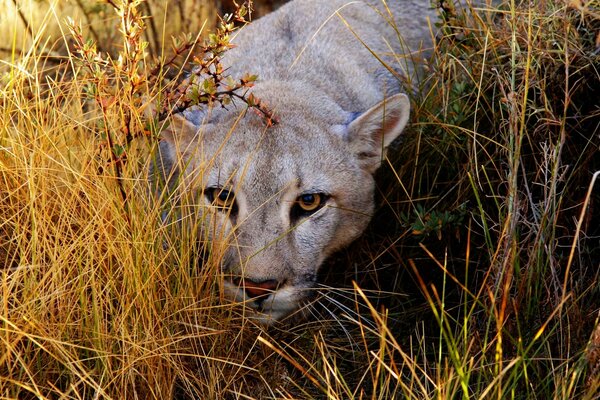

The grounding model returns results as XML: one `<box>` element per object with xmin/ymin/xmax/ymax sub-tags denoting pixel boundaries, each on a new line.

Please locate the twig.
<box><xmin>73</xmin><ymin>0</ymin><xmax>102</xmax><ymax>51</ymax></box>
<box><xmin>141</xmin><ymin>1</ymin><xmax>158</xmax><ymax>58</ymax></box>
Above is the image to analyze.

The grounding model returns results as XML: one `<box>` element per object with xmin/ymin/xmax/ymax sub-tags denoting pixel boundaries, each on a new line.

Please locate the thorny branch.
<box><xmin>157</xmin><ymin>0</ymin><xmax>279</xmax><ymax>126</ymax></box>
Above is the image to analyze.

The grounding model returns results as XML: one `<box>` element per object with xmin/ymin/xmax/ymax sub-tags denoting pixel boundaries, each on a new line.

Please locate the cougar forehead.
<box><xmin>201</xmin><ymin>114</ymin><xmax>364</xmax><ymax>193</ymax></box>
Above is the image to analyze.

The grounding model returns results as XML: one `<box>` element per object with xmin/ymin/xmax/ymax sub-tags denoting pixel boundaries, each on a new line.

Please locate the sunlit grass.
<box><xmin>1</xmin><ymin>0</ymin><xmax>599</xmax><ymax>398</ymax></box>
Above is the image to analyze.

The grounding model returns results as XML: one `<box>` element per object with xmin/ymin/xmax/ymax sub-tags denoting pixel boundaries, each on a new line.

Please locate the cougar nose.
<box><xmin>241</xmin><ymin>279</ymin><xmax>279</xmax><ymax>298</ymax></box>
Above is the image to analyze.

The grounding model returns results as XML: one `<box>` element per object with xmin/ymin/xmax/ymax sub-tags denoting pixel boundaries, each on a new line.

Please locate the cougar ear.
<box><xmin>160</xmin><ymin>113</ymin><xmax>202</xmax><ymax>156</ymax></box>
<box><xmin>150</xmin><ymin>114</ymin><xmax>198</xmax><ymax>193</ymax></box>
<box><xmin>346</xmin><ymin>93</ymin><xmax>410</xmax><ymax>174</ymax></box>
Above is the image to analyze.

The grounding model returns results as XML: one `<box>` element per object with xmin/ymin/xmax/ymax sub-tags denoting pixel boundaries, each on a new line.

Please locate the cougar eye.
<box><xmin>297</xmin><ymin>193</ymin><xmax>323</xmax><ymax>211</ymax></box>
<box><xmin>291</xmin><ymin>193</ymin><xmax>328</xmax><ymax>221</ymax></box>
<box><xmin>206</xmin><ymin>187</ymin><xmax>237</xmax><ymax>212</ymax></box>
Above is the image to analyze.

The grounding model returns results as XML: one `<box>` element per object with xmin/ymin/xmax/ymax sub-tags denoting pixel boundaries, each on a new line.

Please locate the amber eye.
<box><xmin>297</xmin><ymin>193</ymin><xmax>323</xmax><ymax>212</ymax></box>
<box><xmin>206</xmin><ymin>187</ymin><xmax>236</xmax><ymax>210</ymax></box>
<box><xmin>290</xmin><ymin>193</ymin><xmax>328</xmax><ymax>222</ymax></box>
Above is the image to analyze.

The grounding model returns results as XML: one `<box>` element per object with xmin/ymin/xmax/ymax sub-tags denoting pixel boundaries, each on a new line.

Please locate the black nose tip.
<box><xmin>237</xmin><ymin>278</ymin><xmax>279</xmax><ymax>298</ymax></box>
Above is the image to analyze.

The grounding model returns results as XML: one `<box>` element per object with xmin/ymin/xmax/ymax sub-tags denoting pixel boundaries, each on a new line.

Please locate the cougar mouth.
<box><xmin>222</xmin><ymin>279</ymin><xmax>310</xmax><ymax>324</ymax></box>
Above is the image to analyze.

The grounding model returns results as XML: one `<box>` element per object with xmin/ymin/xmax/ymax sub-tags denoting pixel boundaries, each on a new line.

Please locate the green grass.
<box><xmin>1</xmin><ymin>0</ymin><xmax>599</xmax><ymax>398</ymax></box>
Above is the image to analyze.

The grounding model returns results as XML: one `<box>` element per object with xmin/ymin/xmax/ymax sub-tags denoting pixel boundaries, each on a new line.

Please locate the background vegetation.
<box><xmin>1</xmin><ymin>0</ymin><xmax>599</xmax><ymax>398</ymax></box>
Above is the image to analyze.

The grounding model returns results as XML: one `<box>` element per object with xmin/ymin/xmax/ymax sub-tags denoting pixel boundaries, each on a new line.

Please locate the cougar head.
<box><xmin>156</xmin><ymin>93</ymin><xmax>410</xmax><ymax>324</ymax></box>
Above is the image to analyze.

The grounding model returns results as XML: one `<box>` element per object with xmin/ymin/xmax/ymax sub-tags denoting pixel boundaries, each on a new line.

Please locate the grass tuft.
<box><xmin>1</xmin><ymin>0</ymin><xmax>599</xmax><ymax>398</ymax></box>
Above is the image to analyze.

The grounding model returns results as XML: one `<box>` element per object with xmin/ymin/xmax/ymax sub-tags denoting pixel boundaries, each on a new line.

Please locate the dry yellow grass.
<box><xmin>1</xmin><ymin>0</ymin><xmax>599</xmax><ymax>398</ymax></box>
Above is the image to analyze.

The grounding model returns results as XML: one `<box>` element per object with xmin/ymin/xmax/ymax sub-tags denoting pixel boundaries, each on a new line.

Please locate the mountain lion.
<box><xmin>155</xmin><ymin>0</ymin><xmax>435</xmax><ymax>323</ymax></box>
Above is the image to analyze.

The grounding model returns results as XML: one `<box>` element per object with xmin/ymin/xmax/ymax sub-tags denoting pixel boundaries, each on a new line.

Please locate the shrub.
<box><xmin>1</xmin><ymin>0</ymin><xmax>598</xmax><ymax>398</ymax></box>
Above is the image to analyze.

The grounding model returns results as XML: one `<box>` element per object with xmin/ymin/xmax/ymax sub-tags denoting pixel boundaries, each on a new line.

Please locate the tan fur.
<box><xmin>156</xmin><ymin>0</ymin><xmax>435</xmax><ymax>323</ymax></box>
